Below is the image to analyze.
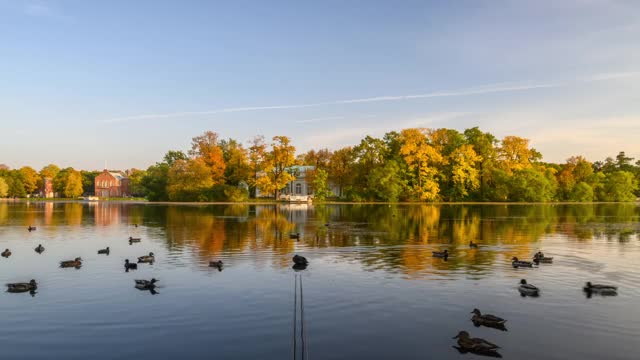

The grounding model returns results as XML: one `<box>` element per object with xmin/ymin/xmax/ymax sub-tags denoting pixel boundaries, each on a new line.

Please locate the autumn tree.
<box><xmin>399</xmin><ymin>128</ymin><xmax>442</xmax><ymax>201</ymax></box>
<box><xmin>0</xmin><ymin>177</ymin><xmax>8</xmax><ymax>197</ymax></box>
<box><xmin>256</xmin><ymin>136</ymin><xmax>296</xmax><ymax>199</ymax></box>
<box><xmin>497</xmin><ymin>136</ymin><xmax>540</xmax><ymax>173</ymax></box>
<box><xmin>219</xmin><ymin>138</ymin><xmax>250</xmax><ymax>186</ymax></box>
<box><xmin>190</xmin><ymin>131</ymin><xmax>226</xmax><ymax>185</ymax></box>
<box><xmin>327</xmin><ymin>147</ymin><xmax>354</xmax><ymax>198</ymax></box>
<box><xmin>19</xmin><ymin>166</ymin><xmax>40</xmax><ymax>194</ymax></box>
<box><xmin>247</xmin><ymin>136</ymin><xmax>267</xmax><ymax>198</ymax></box>
<box><xmin>449</xmin><ymin>144</ymin><xmax>481</xmax><ymax>200</ymax></box>
<box><xmin>64</xmin><ymin>170</ymin><xmax>84</xmax><ymax>198</ymax></box>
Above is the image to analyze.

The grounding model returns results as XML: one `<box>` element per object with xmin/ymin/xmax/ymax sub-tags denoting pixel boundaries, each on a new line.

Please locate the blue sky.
<box><xmin>1</xmin><ymin>0</ymin><xmax>639</xmax><ymax>170</ymax></box>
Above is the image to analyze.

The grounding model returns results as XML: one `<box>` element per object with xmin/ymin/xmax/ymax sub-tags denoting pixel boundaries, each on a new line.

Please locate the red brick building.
<box><xmin>94</xmin><ymin>170</ymin><xmax>130</xmax><ymax>198</ymax></box>
<box><xmin>41</xmin><ymin>177</ymin><xmax>54</xmax><ymax>198</ymax></box>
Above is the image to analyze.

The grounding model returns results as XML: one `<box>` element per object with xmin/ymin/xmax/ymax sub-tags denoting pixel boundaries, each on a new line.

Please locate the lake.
<box><xmin>0</xmin><ymin>201</ymin><xmax>639</xmax><ymax>360</ymax></box>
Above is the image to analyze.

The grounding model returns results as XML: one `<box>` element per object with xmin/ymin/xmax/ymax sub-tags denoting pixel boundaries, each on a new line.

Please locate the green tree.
<box><xmin>508</xmin><ymin>168</ymin><xmax>555</xmax><ymax>202</ymax></box>
<box><xmin>64</xmin><ymin>170</ymin><xmax>84</xmax><ymax>198</ymax></box>
<box><xmin>127</xmin><ymin>169</ymin><xmax>147</xmax><ymax>197</ymax></box>
<box><xmin>569</xmin><ymin>182</ymin><xmax>594</xmax><ymax>202</ymax></box>
<box><xmin>80</xmin><ymin>170</ymin><xmax>100</xmax><ymax>195</ymax></box>
<box><xmin>167</xmin><ymin>158</ymin><xmax>214</xmax><ymax>201</ymax></box>
<box><xmin>142</xmin><ymin>163</ymin><xmax>170</xmax><ymax>201</ymax></box>
<box><xmin>464</xmin><ymin>127</ymin><xmax>497</xmax><ymax>200</ymax></box>
<box><xmin>598</xmin><ymin>171</ymin><xmax>638</xmax><ymax>201</ymax></box>
<box><xmin>367</xmin><ymin>160</ymin><xmax>406</xmax><ymax>202</ymax></box>
<box><xmin>312</xmin><ymin>168</ymin><xmax>331</xmax><ymax>201</ymax></box>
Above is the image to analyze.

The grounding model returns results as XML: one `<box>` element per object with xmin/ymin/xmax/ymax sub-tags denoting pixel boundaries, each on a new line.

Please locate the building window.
<box><xmin>295</xmin><ymin>183</ymin><xmax>302</xmax><ymax>194</ymax></box>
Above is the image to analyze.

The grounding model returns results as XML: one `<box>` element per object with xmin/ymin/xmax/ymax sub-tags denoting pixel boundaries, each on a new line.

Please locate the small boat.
<box><xmin>134</xmin><ymin>278</ymin><xmax>159</xmax><ymax>290</ymax></box>
<box><xmin>7</xmin><ymin>280</ymin><xmax>37</xmax><ymax>293</ymax></box>
<box><xmin>209</xmin><ymin>260</ymin><xmax>224</xmax><ymax>269</ymax></box>
<box><xmin>1</xmin><ymin>249</ymin><xmax>11</xmax><ymax>258</ymax></box>
<box><xmin>469</xmin><ymin>241</ymin><xmax>479</xmax><ymax>249</ymax></box>
<box><xmin>97</xmin><ymin>247</ymin><xmax>110</xmax><ymax>255</ymax></box>
<box><xmin>512</xmin><ymin>257</ymin><xmax>534</xmax><ymax>268</ymax></box>
<box><xmin>35</xmin><ymin>244</ymin><xmax>45</xmax><ymax>253</ymax></box>
<box><xmin>137</xmin><ymin>252</ymin><xmax>155</xmax><ymax>263</ymax></box>
<box><xmin>28</xmin><ymin>226</ymin><xmax>36</xmax><ymax>232</ymax></box>
<box><xmin>432</xmin><ymin>249</ymin><xmax>449</xmax><ymax>258</ymax></box>
<box><xmin>60</xmin><ymin>257</ymin><xmax>82</xmax><ymax>268</ymax></box>
<box><xmin>293</xmin><ymin>254</ymin><xmax>308</xmax><ymax>266</ymax></box>
<box><xmin>518</xmin><ymin>279</ymin><xmax>540</xmax><ymax>296</ymax></box>
<box><xmin>583</xmin><ymin>282</ymin><xmax>617</xmax><ymax>296</ymax></box>
<box><xmin>124</xmin><ymin>259</ymin><xmax>138</xmax><ymax>270</ymax></box>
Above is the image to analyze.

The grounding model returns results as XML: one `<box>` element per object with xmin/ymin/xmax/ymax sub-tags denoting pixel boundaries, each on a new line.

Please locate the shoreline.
<box><xmin>2</xmin><ymin>198</ymin><xmax>638</xmax><ymax>206</ymax></box>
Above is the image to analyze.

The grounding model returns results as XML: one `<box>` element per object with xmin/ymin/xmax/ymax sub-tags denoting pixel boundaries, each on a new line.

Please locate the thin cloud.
<box><xmin>295</xmin><ymin>116</ymin><xmax>344</xmax><ymax>124</ymax></box>
<box><xmin>101</xmin><ymin>81</ymin><xmax>558</xmax><ymax>124</ymax></box>
<box><xmin>584</xmin><ymin>71</ymin><xmax>640</xmax><ymax>82</ymax></box>
<box><xmin>23</xmin><ymin>1</ymin><xmax>66</xmax><ymax>19</ymax></box>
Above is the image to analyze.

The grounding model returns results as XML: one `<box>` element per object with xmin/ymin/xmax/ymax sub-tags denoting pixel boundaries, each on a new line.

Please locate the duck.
<box><xmin>289</xmin><ymin>233</ymin><xmax>300</xmax><ymax>240</ymax></box>
<box><xmin>533</xmin><ymin>251</ymin><xmax>553</xmax><ymax>263</ymax></box>
<box><xmin>209</xmin><ymin>260</ymin><xmax>224</xmax><ymax>269</ymax></box>
<box><xmin>128</xmin><ymin>236</ymin><xmax>141</xmax><ymax>243</ymax></box>
<box><xmin>124</xmin><ymin>259</ymin><xmax>138</xmax><ymax>270</ymax></box>
<box><xmin>34</xmin><ymin>244</ymin><xmax>45</xmax><ymax>253</ymax></box>
<box><xmin>133</xmin><ymin>224</ymin><xmax>139</xmax><ymax>228</ymax></box>
<box><xmin>293</xmin><ymin>254</ymin><xmax>308</xmax><ymax>266</ymax></box>
<box><xmin>432</xmin><ymin>249</ymin><xmax>448</xmax><ymax>258</ymax></box>
<box><xmin>518</xmin><ymin>279</ymin><xmax>540</xmax><ymax>296</ymax></box>
<box><xmin>471</xmin><ymin>308</ymin><xmax>507</xmax><ymax>326</ymax></box>
<box><xmin>1</xmin><ymin>249</ymin><xmax>11</xmax><ymax>258</ymax></box>
<box><xmin>28</xmin><ymin>226</ymin><xmax>36</xmax><ymax>232</ymax></box>
<box><xmin>512</xmin><ymin>257</ymin><xmax>534</xmax><ymax>268</ymax></box>
<box><xmin>137</xmin><ymin>252</ymin><xmax>155</xmax><ymax>263</ymax></box>
<box><xmin>453</xmin><ymin>331</ymin><xmax>501</xmax><ymax>356</ymax></box>
<box><xmin>469</xmin><ymin>241</ymin><xmax>479</xmax><ymax>249</ymax></box>
<box><xmin>134</xmin><ymin>278</ymin><xmax>158</xmax><ymax>290</ymax></box>
<box><xmin>6</xmin><ymin>280</ymin><xmax>37</xmax><ymax>293</ymax></box>
<box><xmin>60</xmin><ymin>257</ymin><xmax>82</xmax><ymax>268</ymax></box>
<box><xmin>97</xmin><ymin>247</ymin><xmax>110</xmax><ymax>255</ymax></box>
<box><xmin>583</xmin><ymin>282</ymin><xmax>617</xmax><ymax>295</ymax></box>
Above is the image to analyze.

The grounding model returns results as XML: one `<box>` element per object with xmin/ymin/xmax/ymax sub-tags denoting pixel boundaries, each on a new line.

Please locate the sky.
<box><xmin>1</xmin><ymin>0</ymin><xmax>639</xmax><ymax>170</ymax></box>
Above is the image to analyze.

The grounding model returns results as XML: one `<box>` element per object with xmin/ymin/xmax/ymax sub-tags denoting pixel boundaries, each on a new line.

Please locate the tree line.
<box><xmin>1</xmin><ymin>127</ymin><xmax>638</xmax><ymax>202</ymax></box>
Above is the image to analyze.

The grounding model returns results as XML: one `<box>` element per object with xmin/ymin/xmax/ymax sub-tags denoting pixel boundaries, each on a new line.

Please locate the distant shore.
<box><xmin>3</xmin><ymin>198</ymin><xmax>638</xmax><ymax>206</ymax></box>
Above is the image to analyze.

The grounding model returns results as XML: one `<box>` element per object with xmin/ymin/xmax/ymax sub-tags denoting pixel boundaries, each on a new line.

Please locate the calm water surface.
<box><xmin>1</xmin><ymin>202</ymin><xmax>639</xmax><ymax>360</ymax></box>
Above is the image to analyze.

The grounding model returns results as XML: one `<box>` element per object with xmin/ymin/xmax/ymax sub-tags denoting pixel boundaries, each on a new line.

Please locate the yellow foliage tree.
<box><xmin>256</xmin><ymin>136</ymin><xmax>296</xmax><ymax>199</ymax></box>
<box><xmin>400</xmin><ymin>128</ymin><xmax>443</xmax><ymax>201</ymax></box>
<box><xmin>190</xmin><ymin>131</ymin><xmax>226</xmax><ymax>184</ymax></box>
<box><xmin>498</xmin><ymin>136</ymin><xmax>539</xmax><ymax>173</ymax></box>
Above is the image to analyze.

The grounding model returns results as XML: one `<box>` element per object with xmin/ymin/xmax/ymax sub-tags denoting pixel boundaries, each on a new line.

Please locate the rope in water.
<box><xmin>293</xmin><ymin>274</ymin><xmax>298</xmax><ymax>360</ymax></box>
<box><xmin>300</xmin><ymin>274</ymin><xmax>308</xmax><ymax>360</ymax></box>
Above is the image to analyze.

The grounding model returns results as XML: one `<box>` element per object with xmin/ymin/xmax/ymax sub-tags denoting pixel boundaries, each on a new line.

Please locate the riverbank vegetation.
<box><xmin>1</xmin><ymin>127</ymin><xmax>638</xmax><ymax>202</ymax></box>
